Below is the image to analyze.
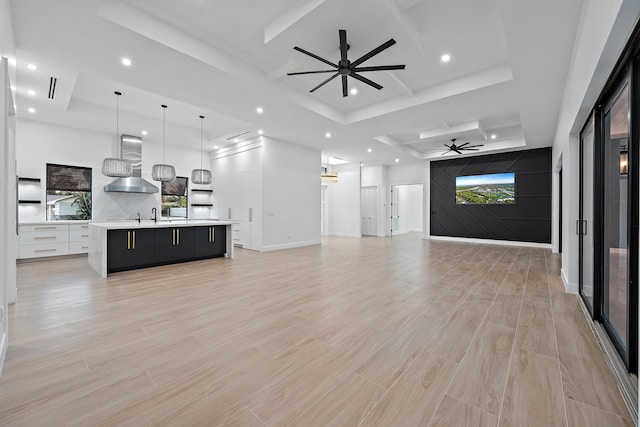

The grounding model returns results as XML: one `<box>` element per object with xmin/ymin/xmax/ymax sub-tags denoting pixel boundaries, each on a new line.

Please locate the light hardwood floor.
<box><xmin>0</xmin><ymin>234</ymin><xmax>633</xmax><ymax>426</ymax></box>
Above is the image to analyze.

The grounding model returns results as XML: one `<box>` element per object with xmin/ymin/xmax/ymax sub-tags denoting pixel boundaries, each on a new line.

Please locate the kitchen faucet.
<box><xmin>136</xmin><ymin>212</ymin><xmax>141</xmax><ymax>223</ymax></box>
<box><xmin>151</xmin><ymin>207</ymin><xmax>157</xmax><ymax>223</ymax></box>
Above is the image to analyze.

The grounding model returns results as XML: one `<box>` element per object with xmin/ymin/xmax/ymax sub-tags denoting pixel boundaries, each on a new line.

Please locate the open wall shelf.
<box><xmin>18</xmin><ymin>177</ymin><xmax>41</xmax><ymax>182</ymax></box>
<box><xmin>191</xmin><ymin>189</ymin><xmax>213</xmax><ymax>193</ymax></box>
<box><xmin>191</xmin><ymin>203</ymin><xmax>213</xmax><ymax>207</ymax></box>
<box><xmin>18</xmin><ymin>200</ymin><xmax>41</xmax><ymax>204</ymax></box>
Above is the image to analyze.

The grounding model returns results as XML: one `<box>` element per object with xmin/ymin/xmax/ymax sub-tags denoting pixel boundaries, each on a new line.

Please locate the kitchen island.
<box><xmin>89</xmin><ymin>220</ymin><xmax>235</xmax><ymax>278</ymax></box>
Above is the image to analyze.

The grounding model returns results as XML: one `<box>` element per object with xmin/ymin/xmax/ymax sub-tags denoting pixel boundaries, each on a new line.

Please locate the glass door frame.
<box><xmin>594</xmin><ymin>64</ymin><xmax>639</xmax><ymax>373</ymax></box>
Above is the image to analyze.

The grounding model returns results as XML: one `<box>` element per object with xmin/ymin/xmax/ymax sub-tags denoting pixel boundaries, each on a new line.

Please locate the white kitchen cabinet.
<box><xmin>18</xmin><ymin>222</ymin><xmax>90</xmax><ymax>259</ymax></box>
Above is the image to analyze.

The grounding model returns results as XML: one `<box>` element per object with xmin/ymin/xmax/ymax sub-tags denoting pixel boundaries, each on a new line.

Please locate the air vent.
<box><xmin>48</xmin><ymin>77</ymin><xmax>57</xmax><ymax>100</ymax></box>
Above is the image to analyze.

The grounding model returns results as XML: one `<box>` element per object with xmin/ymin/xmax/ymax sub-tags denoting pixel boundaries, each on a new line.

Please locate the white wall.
<box><xmin>262</xmin><ymin>137</ymin><xmax>320</xmax><ymax>250</ymax></box>
<box><xmin>1</xmin><ymin>0</ymin><xmax>16</xmax><ymax>376</ymax></box>
<box><xmin>16</xmin><ymin>119</ymin><xmax>211</xmax><ymax>222</ymax></box>
<box><xmin>327</xmin><ymin>163</ymin><xmax>361</xmax><ymax>237</ymax></box>
<box><xmin>552</xmin><ymin>0</ymin><xmax>640</xmax><ymax>290</ymax></box>
<box><xmin>361</xmin><ymin>165</ymin><xmax>387</xmax><ymax>236</ymax></box>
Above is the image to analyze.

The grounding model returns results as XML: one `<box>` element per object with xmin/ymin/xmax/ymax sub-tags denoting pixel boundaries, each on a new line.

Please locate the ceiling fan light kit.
<box><xmin>442</xmin><ymin>138</ymin><xmax>484</xmax><ymax>155</ymax></box>
<box><xmin>287</xmin><ymin>29</ymin><xmax>406</xmax><ymax>97</ymax></box>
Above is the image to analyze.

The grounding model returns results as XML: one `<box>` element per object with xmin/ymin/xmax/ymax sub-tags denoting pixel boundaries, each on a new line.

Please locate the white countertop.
<box><xmin>20</xmin><ymin>220</ymin><xmax>91</xmax><ymax>225</ymax></box>
<box><xmin>90</xmin><ymin>219</ymin><xmax>236</xmax><ymax>229</ymax></box>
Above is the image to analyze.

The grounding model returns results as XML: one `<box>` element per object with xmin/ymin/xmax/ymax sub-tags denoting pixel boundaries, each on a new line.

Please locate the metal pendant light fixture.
<box><xmin>152</xmin><ymin>104</ymin><xmax>176</xmax><ymax>182</ymax></box>
<box><xmin>191</xmin><ymin>115</ymin><xmax>212</xmax><ymax>185</ymax></box>
<box><xmin>102</xmin><ymin>91</ymin><xmax>132</xmax><ymax>177</ymax></box>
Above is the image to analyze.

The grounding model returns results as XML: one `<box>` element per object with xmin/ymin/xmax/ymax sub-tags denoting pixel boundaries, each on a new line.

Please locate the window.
<box><xmin>162</xmin><ymin>176</ymin><xmax>188</xmax><ymax>218</ymax></box>
<box><xmin>46</xmin><ymin>163</ymin><xmax>92</xmax><ymax>221</ymax></box>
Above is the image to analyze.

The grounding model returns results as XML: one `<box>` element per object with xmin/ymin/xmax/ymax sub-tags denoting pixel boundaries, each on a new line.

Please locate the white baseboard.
<box><xmin>261</xmin><ymin>240</ymin><xmax>321</xmax><ymax>252</ymax></box>
<box><xmin>561</xmin><ymin>268</ymin><xmax>578</xmax><ymax>294</ymax></box>
<box><xmin>429</xmin><ymin>235</ymin><xmax>552</xmax><ymax>249</ymax></box>
<box><xmin>328</xmin><ymin>232</ymin><xmax>362</xmax><ymax>238</ymax></box>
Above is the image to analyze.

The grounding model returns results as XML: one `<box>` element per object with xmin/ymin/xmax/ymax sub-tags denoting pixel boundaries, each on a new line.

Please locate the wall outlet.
<box><xmin>268</xmin><ymin>210</ymin><xmax>275</xmax><ymax>216</ymax></box>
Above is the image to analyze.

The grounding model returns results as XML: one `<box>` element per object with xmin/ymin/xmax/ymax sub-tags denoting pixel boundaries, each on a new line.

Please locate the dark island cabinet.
<box><xmin>107</xmin><ymin>228</ymin><xmax>156</xmax><ymax>272</ymax></box>
<box><xmin>155</xmin><ymin>227</ymin><xmax>195</xmax><ymax>264</ymax></box>
<box><xmin>193</xmin><ymin>225</ymin><xmax>227</xmax><ymax>258</ymax></box>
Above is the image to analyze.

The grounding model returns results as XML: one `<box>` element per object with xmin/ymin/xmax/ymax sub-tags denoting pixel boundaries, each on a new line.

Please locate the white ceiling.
<box><xmin>9</xmin><ymin>0</ymin><xmax>584</xmax><ymax>165</ymax></box>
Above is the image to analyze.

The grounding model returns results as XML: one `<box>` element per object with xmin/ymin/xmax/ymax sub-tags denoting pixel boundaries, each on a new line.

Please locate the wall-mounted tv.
<box><xmin>455</xmin><ymin>172</ymin><xmax>516</xmax><ymax>205</ymax></box>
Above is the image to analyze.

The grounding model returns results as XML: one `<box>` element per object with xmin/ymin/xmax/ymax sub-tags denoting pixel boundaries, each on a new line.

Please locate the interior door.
<box><xmin>391</xmin><ymin>186</ymin><xmax>399</xmax><ymax>235</ymax></box>
<box><xmin>361</xmin><ymin>186</ymin><xmax>377</xmax><ymax>236</ymax></box>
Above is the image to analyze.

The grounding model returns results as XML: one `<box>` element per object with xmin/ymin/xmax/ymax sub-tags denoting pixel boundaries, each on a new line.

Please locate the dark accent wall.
<box><xmin>430</xmin><ymin>147</ymin><xmax>551</xmax><ymax>243</ymax></box>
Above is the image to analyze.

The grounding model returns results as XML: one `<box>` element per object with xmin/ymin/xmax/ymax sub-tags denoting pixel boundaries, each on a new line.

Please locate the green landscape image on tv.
<box><xmin>455</xmin><ymin>172</ymin><xmax>515</xmax><ymax>204</ymax></box>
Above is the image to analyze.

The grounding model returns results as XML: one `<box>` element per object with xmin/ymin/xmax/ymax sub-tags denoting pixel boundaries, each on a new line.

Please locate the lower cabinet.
<box><xmin>193</xmin><ymin>225</ymin><xmax>226</xmax><ymax>258</ymax></box>
<box><xmin>107</xmin><ymin>228</ymin><xmax>156</xmax><ymax>272</ymax></box>
<box><xmin>155</xmin><ymin>227</ymin><xmax>195</xmax><ymax>264</ymax></box>
<box><xmin>107</xmin><ymin>225</ymin><xmax>227</xmax><ymax>273</ymax></box>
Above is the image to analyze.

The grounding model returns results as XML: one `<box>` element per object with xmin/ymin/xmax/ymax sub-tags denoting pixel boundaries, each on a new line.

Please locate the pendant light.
<box><xmin>102</xmin><ymin>91</ymin><xmax>132</xmax><ymax>177</ymax></box>
<box><xmin>152</xmin><ymin>104</ymin><xmax>176</xmax><ymax>182</ymax></box>
<box><xmin>191</xmin><ymin>115</ymin><xmax>212</xmax><ymax>185</ymax></box>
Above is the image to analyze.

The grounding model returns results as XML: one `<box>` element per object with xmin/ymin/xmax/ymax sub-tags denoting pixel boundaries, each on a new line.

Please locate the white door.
<box><xmin>391</xmin><ymin>186</ymin><xmax>399</xmax><ymax>235</ymax></box>
<box><xmin>321</xmin><ymin>186</ymin><xmax>328</xmax><ymax>236</ymax></box>
<box><xmin>361</xmin><ymin>186</ymin><xmax>378</xmax><ymax>236</ymax></box>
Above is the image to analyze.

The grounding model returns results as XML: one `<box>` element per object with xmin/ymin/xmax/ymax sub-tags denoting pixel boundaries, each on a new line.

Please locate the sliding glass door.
<box><xmin>579</xmin><ymin>115</ymin><xmax>596</xmax><ymax>315</ymax></box>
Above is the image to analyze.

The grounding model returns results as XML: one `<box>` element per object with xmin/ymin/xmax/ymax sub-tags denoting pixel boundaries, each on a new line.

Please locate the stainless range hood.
<box><xmin>104</xmin><ymin>135</ymin><xmax>159</xmax><ymax>194</ymax></box>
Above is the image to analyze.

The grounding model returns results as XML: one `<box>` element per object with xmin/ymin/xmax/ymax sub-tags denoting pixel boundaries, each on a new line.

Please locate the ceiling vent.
<box><xmin>48</xmin><ymin>77</ymin><xmax>57</xmax><ymax>100</ymax></box>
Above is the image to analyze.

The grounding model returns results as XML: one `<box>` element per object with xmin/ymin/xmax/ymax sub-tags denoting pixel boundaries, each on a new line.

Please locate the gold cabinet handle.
<box><xmin>35</xmin><ymin>236</ymin><xmax>56</xmax><ymax>240</ymax></box>
<box><xmin>172</xmin><ymin>229</ymin><xmax>176</xmax><ymax>245</ymax></box>
<box><xmin>177</xmin><ymin>229</ymin><xmax>180</xmax><ymax>245</ymax></box>
<box><xmin>127</xmin><ymin>231</ymin><xmax>131</xmax><ymax>250</ymax></box>
<box><xmin>35</xmin><ymin>249</ymin><xmax>56</xmax><ymax>253</ymax></box>
<box><xmin>133</xmin><ymin>231</ymin><xmax>136</xmax><ymax>249</ymax></box>
<box><xmin>211</xmin><ymin>227</ymin><xmax>215</xmax><ymax>242</ymax></box>
<box><xmin>35</xmin><ymin>226</ymin><xmax>57</xmax><ymax>230</ymax></box>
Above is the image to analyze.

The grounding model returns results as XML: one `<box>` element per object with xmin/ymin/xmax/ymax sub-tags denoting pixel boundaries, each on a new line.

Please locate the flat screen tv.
<box><xmin>455</xmin><ymin>172</ymin><xmax>515</xmax><ymax>205</ymax></box>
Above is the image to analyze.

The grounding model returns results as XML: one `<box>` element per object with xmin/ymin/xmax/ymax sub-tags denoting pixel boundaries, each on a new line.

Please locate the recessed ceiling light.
<box><xmin>441</xmin><ymin>54</ymin><xmax>451</xmax><ymax>63</ymax></box>
<box><xmin>141</xmin><ymin>130</ymin><xmax>148</xmax><ymax>136</ymax></box>
<box><xmin>490</xmin><ymin>134</ymin><xmax>497</xmax><ymax>139</ymax></box>
<box><xmin>27</xmin><ymin>89</ymin><xmax>36</xmax><ymax>96</ymax></box>
<box><xmin>258</xmin><ymin>129</ymin><xmax>263</xmax><ymax>135</ymax></box>
<box><xmin>367</xmin><ymin>148</ymin><xmax>372</xmax><ymax>153</ymax></box>
<box><xmin>395</xmin><ymin>158</ymin><xmax>400</xmax><ymax>163</ymax></box>
<box><xmin>350</xmin><ymin>88</ymin><xmax>358</xmax><ymax>95</ymax></box>
<box><xmin>234</xmin><ymin>138</ymin><xmax>240</xmax><ymax>143</ymax></box>
<box><xmin>27</xmin><ymin>63</ymin><xmax>37</xmax><ymax>71</ymax></box>
<box><xmin>8</xmin><ymin>57</ymin><xmax>16</xmax><ymax>67</ymax></box>
<box><xmin>214</xmin><ymin>145</ymin><xmax>219</xmax><ymax>149</ymax></box>
<box><xmin>121</xmin><ymin>57</ymin><xmax>132</xmax><ymax>66</ymax></box>
<box><xmin>325</xmin><ymin>132</ymin><xmax>331</xmax><ymax>138</ymax></box>
<box><xmin>28</xmin><ymin>107</ymin><xmax>36</xmax><ymax>113</ymax></box>
<box><xmin>360</xmin><ymin>162</ymin><xmax>364</xmax><ymax>167</ymax></box>
<box><xmin>256</xmin><ymin>106</ymin><xmax>264</xmax><ymax>114</ymax></box>
<box><xmin>10</xmin><ymin>85</ymin><xmax>16</xmax><ymax>92</ymax></box>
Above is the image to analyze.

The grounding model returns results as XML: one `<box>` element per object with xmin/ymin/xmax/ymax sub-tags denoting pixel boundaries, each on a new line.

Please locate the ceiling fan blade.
<box><xmin>342</xmin><ymin>75</ymin><xmax>348</xmax><ymax>97</ymax></box>
<box><xmin>352</xmin><ymin>65</ymin><xmax>406</xmax><ymax>72</ymax></box>
<box><xmin>287</xmin><ymin>70</ymin><xmax>338</xmax><ymax>75</ymax></box>
<box><xmin>462</xmin><ymin>148</ymin><xmax>480</xmax><ymax>151</ymax></box>
<box><xmin>339</xmin><ymin>29</ymin><xmax>348</xmax><ymax>61</ymax></box>
<box><xmin>440</xmin><ymin>151</ymin><xmax>450</xmax><ymax>156</ymax></box>
<box><xmin>463</xmin><ymin>144</ymin><xmax>484</xmax><ymax>148</ymax></box>
<box><xmin>453</xmin><ymin>149</ymin><xmax>462</xmax><ymax>154</ymax></box>
<box><xmin>293</xmin><ymin>46</ymin><xmax>338</xmax><ymax>68</ymax></box>
<box><xmin>350</xmin><ymin>72</ymin><xmax>383</xmax><ymax>90</ymax></box>
<box><xmin>309</xmin><ymin>73</ymin><xmax>340</xmax><ymax>93</ymax></box>
<box><xmin>351</xmin><ymin>39</ymin><xmax>396</xmax><ymax>67</ymax></box>
<box><xmin>456</xmin><ymin>142</ymin><xmax>470</xmax><ymax>148</ymax></box>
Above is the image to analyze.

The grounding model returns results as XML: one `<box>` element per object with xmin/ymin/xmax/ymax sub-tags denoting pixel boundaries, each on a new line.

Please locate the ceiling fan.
<box><xmin>287</xmin><ymin>29</ymin><xmax>406</xmax><ymax>97</ymax></box>
<box><xmin>441</xmin><ymin>138</ymin><xmax>484</xmax><ymax>155</ymax></box>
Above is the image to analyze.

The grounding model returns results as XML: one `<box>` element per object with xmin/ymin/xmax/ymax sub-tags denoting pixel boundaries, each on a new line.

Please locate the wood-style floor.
<box><xmin>0</xmin><ymin>234</ymin><xmax>633</xmax><ymax>426</ymax></box>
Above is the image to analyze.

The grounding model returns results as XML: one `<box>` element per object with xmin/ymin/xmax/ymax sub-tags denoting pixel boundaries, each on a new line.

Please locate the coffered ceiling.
<box><xmin>9</xmin><ymin>0</ymin><xmax>583</xmax><ymax>165</ymax></box>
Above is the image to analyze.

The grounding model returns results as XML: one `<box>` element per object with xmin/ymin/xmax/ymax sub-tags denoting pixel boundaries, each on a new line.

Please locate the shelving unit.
<box><xmin>17</xmin><ymin>177</ymin><xmax>42</xmax><ymax>208</ymax></box>
<box><xmin>189</xmin><ymin>186</ymin><xmax>213</xmax><ymax>212</ymax></box>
